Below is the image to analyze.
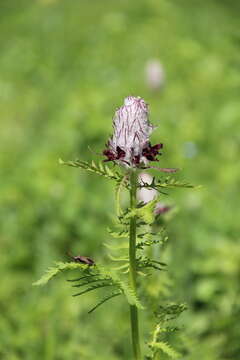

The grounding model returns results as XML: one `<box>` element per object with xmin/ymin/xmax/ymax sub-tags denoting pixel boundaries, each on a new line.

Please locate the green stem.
<box><xmin>129</xmin><ymin>170</ymin><xmax>141</xmax><ymax>360</ymax></box>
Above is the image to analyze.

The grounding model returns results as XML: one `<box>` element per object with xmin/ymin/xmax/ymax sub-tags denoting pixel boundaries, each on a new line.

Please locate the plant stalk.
<box><xmin>129</xmin><ymin>170</ymin><xmax>141</xmax><ymax>360</ymax></box>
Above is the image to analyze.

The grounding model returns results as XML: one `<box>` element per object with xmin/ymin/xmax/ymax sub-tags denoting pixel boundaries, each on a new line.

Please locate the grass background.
<box><xmin>0</xmin><ymin>0</ymin><xmax>240</xmax><ymax>359</ymax></box>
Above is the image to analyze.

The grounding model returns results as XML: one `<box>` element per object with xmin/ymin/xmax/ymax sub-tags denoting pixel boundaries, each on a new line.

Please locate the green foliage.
<box><xmin>137</xmin><ymin>256</ymin><xmax>167</xmax><ymax>272</ymax></box>
<box><xmin>138</xmin><ymin>176</ymin><xmax>196</xmax><ymax>192</ymax></box>
<box><xmin>107</xmin><ymin>227</ymin><xmax>129</xmax><ymax>239</ymax></box>
<box><xmin>136</xmin><ymin>229</ymin><xmax>168</xmax><ymax>250</ymax></box>
<box><xmin>149</xmin><ymin>340</ymin><xmax>181</xmax><ymax>359</ymax></box>
<box><xmin>134</xmin><ymin>198</ymin><xmax>160</xmax><ymax>225</ymax></box>
<box><xmin>33</xmin><ymin>261</ymin><xmax>89</xmax><ymax>286</ymax></box>
<box><xmin>1</xmin><ymin>0</ymin><xmax>239</xmax><ymax>358</ymax></box>
<box><xmin>59</xmin><ymin>158</ymin><xmax>125</xmax><ymax>184</ymax></box>
<box><xmin>147</xmin><ymin>303</ymin><xmax>187</xmax><ymax>359</ymax></box>
<box><xmin>116</xmin><ymin>198</ymin><xmax>162</xmax><ymax>227</ymax></box>
<box><xmin>115</xmin><ymin>175</ymin><xmax>129</xmax><ymax>215</ymax></box>
<box><xmin>88</xmin><ymin>291</ymin><xmax>122</xmax><ymax>314</ymax></box>
<box><xmin>34</xmin><ymin>261</ymin><xmax>144</xmax><ymax>311</ymax></box>
<box><xmin>154</xmin><ymin>303</ymin><xmax>188</xmax><ymax>323</ymax></box>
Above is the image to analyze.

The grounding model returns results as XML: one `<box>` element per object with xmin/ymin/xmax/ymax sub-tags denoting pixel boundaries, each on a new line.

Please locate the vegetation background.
<box><xmin>0</xmin><ymin>0</ymin><xmax>239</xmax><ymax>359</ymax></box>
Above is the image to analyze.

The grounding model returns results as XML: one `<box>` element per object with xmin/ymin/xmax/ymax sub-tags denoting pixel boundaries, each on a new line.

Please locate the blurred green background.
<box><xmin>0</xmin><ymin>0</ymin><xmax>240</xmax><ymax>359</ymax></box>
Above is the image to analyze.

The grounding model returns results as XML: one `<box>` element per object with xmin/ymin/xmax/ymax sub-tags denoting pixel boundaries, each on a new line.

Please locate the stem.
<box><xmin>129</xmin><ymin>170</ymin><xmax>141</xmax><ymax>360</ymax></box>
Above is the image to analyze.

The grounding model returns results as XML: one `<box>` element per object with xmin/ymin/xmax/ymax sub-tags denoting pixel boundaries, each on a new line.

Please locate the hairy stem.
<box><xmin>129</xmin><ymin>170</ymin><xmax>141</xmax><ymax>360</ymax></box>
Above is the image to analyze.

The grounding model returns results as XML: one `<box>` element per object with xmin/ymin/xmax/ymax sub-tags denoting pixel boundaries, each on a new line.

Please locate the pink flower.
<box><xmin>103</xmin><ymin>96</ymin><xmax>163</xmax><ymax>167</ymax></box>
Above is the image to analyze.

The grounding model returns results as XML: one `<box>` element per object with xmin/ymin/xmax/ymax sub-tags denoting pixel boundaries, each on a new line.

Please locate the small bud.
<box><xmin>138</xmin><ymin>173</ymin><xmax>171</xmax><ymax>216</ymax></box>
<box><xmin>138</xmin><ymin>173</ymin><xmax>158</xmax><ymax>203</ymax></box>
<box><xmin>103</xmin><ymin>96</ymin><xmax>163</xmax><ymax>167</ymax></box>
<box><xmin>154</xmin><ymin>203</ymin><xmax>171</xmax><ymax>215</ymax></box>
<box><xmin>145</xmin><ymin>60</ymin><xmax>165</xmax><ymax>91</ymax></box>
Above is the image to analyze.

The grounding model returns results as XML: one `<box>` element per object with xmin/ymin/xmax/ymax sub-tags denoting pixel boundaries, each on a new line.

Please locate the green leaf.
<box><xmin>136</xmin><ymin>229</ymin><xmax>168</xmax><ymax>250</ymax></box>
<box><xmin>33</xmin><ymin>262</ymin><xmax>89</xmax><ymax>286</ymax></box>
<box><xmin>126</xmin><ymin>198</ymin><xmax>160</xmax><ymax>225</ymax></box>
<box><xmin>139</xmin><ymin>176</ymin><xmax>197</xmax><ymax>191</ymax></box>
<box><xmin>118</xmin><ymin>279</ymin><xmax>144</xmax><ymax>309</ymax></box>
<box><xmin>107</xmin><ymin>254</ymin><xmax>129</xmax><ymax>262</ymax></box>
<box><xmin>103</xmin><ymin>242</ymin><xmax>128</xmax><ymax>251</ymax></box>
<box><xmin>88</xmin><ymin>291</ymin><xmax>121</xmax><ymax>314</ymax></box>
<box><xmin>71</xmin><ymin>277</ymin><xmax>111</xmax><ymax>288</ymax></box>
<box><xmin>154</xmin><ymin>303</ymin><xmax>187</xmax><ymax>322</ymax></box>
<box><xmin>115</xmin><ymin>174</ymin><xmax>128</xmax><ymax>216</ymax></box>
<box><xmin>73</xmin><ymin>281</ymin><xmax>114</xmax><ymax>297</ymax></box>
<box><xmin>149</xmin><ymin>341</ymin><xmax>181</xmax><ymax>359</ymax></box>
<box><xmin>107</xmin><ymin>227</ymin><xmax>129</xmax><ymax>238</ymax></box>
<box><xmin>59</xmin><ymin>158</ymin><xmax>125</xmax><ymax>183</ymax></box>
<box><xmin>137</xmin><ymin>257</ymin><xmax>166</xmax><ymax>271</ymax></box>
<box><xmin>135</xmin><ymin>198</ymin><xmax>159</xmax><ymax>224</ymax></box>
<box><xmin>97</xmin><ymin>267</ymin><xmax>144</xmax><ymax>309</ymax></box>
<box><xmin>34</xmin><ymin>262</ymin><xmax>144</xmax><ymax>310</ymax></box>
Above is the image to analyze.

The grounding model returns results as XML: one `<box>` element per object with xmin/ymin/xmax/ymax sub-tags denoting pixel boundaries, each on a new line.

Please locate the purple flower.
<box><xmin>103</xmin><ymin>96</ymin><xmax>163</xmax><ymax>167</ymax></box>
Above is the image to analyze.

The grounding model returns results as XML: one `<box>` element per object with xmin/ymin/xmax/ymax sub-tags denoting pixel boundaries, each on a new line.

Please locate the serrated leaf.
<box><xmin>115</xmin><ymin>174</ymin><xmax>128</xmax><ymax>216</ymax></box>
<box><xmin>154</xmin><ymin>303</ymin><xmax>187</xmax><ymax>322</ymax></box>
<box><xmin>71</xmin><ymin>277</ymin><xmax>111</xmax><ymax>288</ymax></box>
<box><xmin>97</xmin><ymin>267</ymin><xmax>144</xmax><ymax>309</ymax></box>
<box><xmin>139</xmin><ymin>176</ymin><xmax>196</xmax><ymax>191</ymax></box>
<box><xmin>33</xmin><ymin>262</ymin><xmax>89</xmax><ymax>286</ymax></box>
<box><xmin>73</xmin><ymin>281</ymin><xmax>114</xmax><ymax>297</ymax></box>
<box><xmin>118</xmin><ymin>280</ymin><xmax>144</xmax><ymax>309</ymax></box>
<box><xmin>107</xmin><ymin>227</ymin><xmax>129</xmax><ymax>238</ymax></box>
<box><xmin>59</xmin><ymin>159</ymin><xmax>125</xmax><ymax>183</ymax></box>
<box><xmin>88</xmin><ymin>291</ymin><xmax>121</xmax><ymax>314</ymax></box>
<box><xmin>136</xmin><ymin>229</ymin><xmax>168</xmax><ymax>250</ymax></box>
<box><xmin>34</xmin><ymin>262</ymin><xmax>144</xmax><ymax>310</ymax></box>
<box><xmin>127</xmin><ymin>197</ymin><xmax>160</xmax><ymax>225</ymax></box>
<box><xmin>137</xmin><ymin>257</ymin><xmax>166</xmax><ymax>271</ymax></box>
<box><xmin>108</xmin><ymin>254</ymin><xmax>129</xmax><ymax>262</ymax></box>
<box><xmin>103</xmin><ymin>242</ymin><xmax>128</xmax><ymax>250</ymax></box>
<box><xmin>149</xmin><ymin>341</ymin><xmax>181</xmax><ymax>359</ymax></box>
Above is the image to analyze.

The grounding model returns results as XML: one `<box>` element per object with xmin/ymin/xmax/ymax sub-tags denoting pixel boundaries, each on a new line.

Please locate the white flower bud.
<box><xmin>137</xmin><ymin>173</ymin><xmax>158</xmax><ymax>203</ymax></box>
<box><xmin>103</xmin><ymin>96</ymin><xmax>163</xmax><ymax>167</ymax></box>
<box><xmin>145</xmin><ymin>60</ymin><xmax>165</xmax><ymax>91</ymax></box>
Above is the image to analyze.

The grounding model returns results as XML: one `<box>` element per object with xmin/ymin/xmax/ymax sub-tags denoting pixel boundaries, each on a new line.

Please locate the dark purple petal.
<box><xmin>133</xmin><ymin>155</ymin><xmax>140</xmax><ymax>165</ymax></box>
<box><xmin>142</xmin><ymin>143</ymin><xmax>163</xmax><ymax>162</ymax></box>
<box><xmin>116</xmin><ymin>146</ymin><xmax>126</xmax><ymax>159</ymax></box>
<box><xmin>103</xmin><ymin>149</ymin><xmax>117</xmax><ymax>162</ymax></box>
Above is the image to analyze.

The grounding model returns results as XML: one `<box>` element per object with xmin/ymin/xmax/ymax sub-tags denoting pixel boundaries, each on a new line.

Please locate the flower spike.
<box><xmin>103</xmin><ymin>96</ymin><xmax>163</xmax><ymax>167</ymax></box>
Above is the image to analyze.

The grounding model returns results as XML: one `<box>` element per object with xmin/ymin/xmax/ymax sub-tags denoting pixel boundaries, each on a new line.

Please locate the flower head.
<box><xmin>103</xmin><ymin>96</ymin><xmax>163</xmax><ymax>167</ymax></box>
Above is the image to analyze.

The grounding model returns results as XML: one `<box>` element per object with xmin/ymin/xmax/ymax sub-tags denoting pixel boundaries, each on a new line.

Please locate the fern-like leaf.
<box><xmin>103</xmin><ymin>242</ymin><xmax>128</xmax><ymax>251</ymax></box>
<box><xmin>59</xmin><ymin>159</ymin><xmax>124</xmax><ymax>183</ymax></box>
<box><xmin>71</xmin><ymin>277</ymin><xmax>111</xmax><ymax>288</ymax></box>
<box><xmin>136</xmin><ymin>230</ymin><xmax>168</xmax><ymax>250</ymax></box>
<box><xmin>154</xmin><ymin>303</ymin><xmax>187</xmax><ymax>322</ymax></box>
<box><xmin>137</xmin><ymin>257</ymin><xmax>166</xmax><ymax>271</ymax></box>
<box><xmin>33</xmin><ymin>262</ymin><xmax>89</xmax><ymax>286</ymax></box>
<box><xmin>107</xmin><ymin>227</ymin><xmax>129</xmax><ymax>238</ymax></box>
<box><xmin>121</xmin><ymin>198</ymin><xmax>160</xmax><ymax>225</ymax></box>
<box><xmin>115</xmin><ymin>174</ymin><xmax>128</xmax><ymax>216</ymax></box>
<box><xmin>88</xmin><ymin>291</ymin><xmax>122</xmax><ymax>314</ymax></box>
<box><xmin>67</xmin><ymin>274</ymin><xmax>99</xmax><ymax>282</ymax></box>
<box><xmin>149</xmin><ymin>341</ymin><xmax>181</xmax><ymax>359</ymax></box>
<box><xmin>108</xmin><ymin>254</ymin><xmax>129</xmax><ymax>262</ymax></box>
<box><xmin>139</xmin><ymin>176</ymin><xmax>196</xmax><ymax>191</ymax></box>
<box><xmin>118</xmin><ymin>279</ymin><xmax>144</xmax><ymax>309</ymax></box>
<box><xmin>34</xmin><ymin>262</ymin><xmax>144</xmax><ymax>310</ymax></box>
<box><xmin>73</xmin><ymin>281</ymin><xmax>114</xmax><ymax>297</ymax></box>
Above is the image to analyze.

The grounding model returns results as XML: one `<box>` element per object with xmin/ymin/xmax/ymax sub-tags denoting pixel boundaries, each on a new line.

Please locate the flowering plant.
<box><xmin>34</xmin><ymin>96</ymin><xmax>194</xmax><ymax>359</ymax></box>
